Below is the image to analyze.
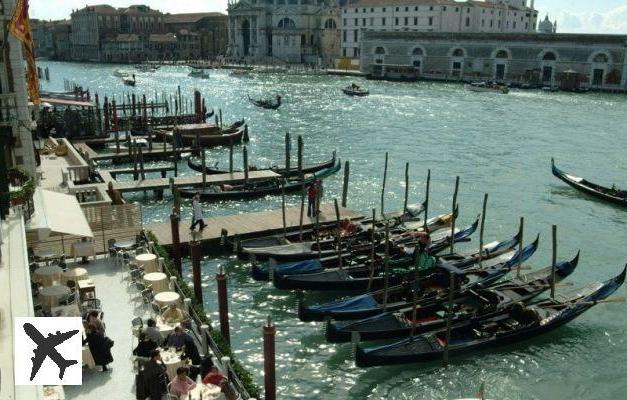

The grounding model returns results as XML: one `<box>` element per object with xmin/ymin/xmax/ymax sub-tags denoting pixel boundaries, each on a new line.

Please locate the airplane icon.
<box><xmin>23</xmin><ymin>323</ymin><xmax>79</xmax><ymax>381</ymax></box>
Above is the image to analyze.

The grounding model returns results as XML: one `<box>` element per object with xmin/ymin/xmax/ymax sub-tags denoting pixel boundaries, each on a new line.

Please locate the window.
<box><xmin>513</xmin><ymin>21</ymin><xmax>516</xmax><ymax>29</ymax></box>
<box><xmin>430</xmin><ymin>6</ymin><xmax>434</xmax><ymax>11</ymax></box>
<box><xmin>405</xmin><ymin>7</ymin><xmax>409</xmax><ymax>11</ymax></box>
<box><xmin>343</xmin><ymin>30</ymin><xmax>347</xmax><ymax>42</ymax></box>
<box><xmin>343</xmin><ymin>48</ymin><xmax>346</xmax><ymax>56</ymax></box>
<box><xmin>354</xmin><ymin>48</ymin><xmax>359</xmax><ymax>57</ymax></box>
<box><xmin>414</xmin><ymin>17</ymin><xmax>418</xmax><ymax>25</ymax></box>
<box><xmin>374</xmin><ymin>46</ymin><xmax>385</xmax><ymax>55</ymax></box>
<box><xmin>490</xmin><ymin>20</ymin><xmax>493</xmax><ymax>27</ymax></box>
<box><xmin>370</xmin><ymin>17</ymin><xmax>374</xmax><ymax>25</ymax></box>
<box><xmin>363</xmin><ymin>18</ymin><xmax>366</xmax><ymax>25</ymax></box>
<box><xmin>452</xmin><ymin>48</ymin><xmax>464</xmax><ymax>57</ymax></box>
<box><xmin>453</xmin><ymin>61</ymin><xmax>461</xmax><ymax>69</ymax></box>
<box><xmin>371</xmin><ymin>8</ymin><xmax>374</xmax><ymax>12</ymax></box>
<box><xmin>354</xmin><ymin>30</ymin><xmax>358</xmax><ymax>42</ymax></box>
<box><xmin>413</xmin><ymin>60</ymin><xmax>421</xmax><ymax>67</ymax></box>
<box><xmin>412</xmin><ymin>47</ymin><xmax>423</xmax><ymax>55</ymax></box>
<box><xmin>498</xmin><ymin>20</ymin><xmax>501</xmax><ymax>28</ymax></box>
<box><xmin>525</xmin><ymin>22</ymin><xmax>528</xmax><ymax>29</ymax></box>
<box><xmin>428</xmin><ymin>16</ymin><xmax>433</xmax><ymax>26</ymax></box>
<box><xmin>465</xmin><ymin>17</ymin><xmax>470</xmax><ymax>27</ymax></box>
<box><xmin>382</xmin><ymin>8</ymin><xmax>386</xmax><ymax>12</ymax></box>
<box><xmin>355</xmin><ymin>8</ymin><xmax>358</xmax><ymax>13</ymax></box>
<box><xmin>324</xmin><ymin>19</ymin><xmax>337</xmax><ymax>29</ymax></box>
<box><xmin>404</xmin><ymin>17</ymin><xmax>408</xmax><ymax>25</ymax></box>
<box><xmin>495</xmin><ymin>50</ymin><xmax>508</xmax><ymax>59</ymax></box>
<box><xmin>277</xmin><ymin>17</ymin><xmax>296</xmax><ymax>28</ymax></box>
<box><xmin>593</xmin><ymin>53</ymin><xmax>609</xmax><ymax>63</ymax></box>
<box><xmin>467</xmin><ymin>8</ymin><xmax>470</xmax><ymax>13</ymax></box>
<box><xmin>382</xmin><ymin>17</ymin><xmax>386</xmax><ymax>25</ymax></box>
<box><xmin>395</xmin><ymin>7</ymin><xmax>399</xmax><ymax>11</ymax></box>
<box><xmin>481</xmin><ymin>19</ymin><xmax>485</xmax><ymax>27</ymax></box>
<box><xmin>395</xmin><ymin>17</ymin><xmax>399</xmax><ymax>25</ymax></box>
<box><xmin>343</xmin><ymin>18</ymin><xmax>347</xmax><ymax>25</ymax></box>
<box><xmin>455</xmin><ymin>7</ymin><xmax>459</xmax><ymax>12</ymax></box>
<box><xmin>343</xmin><ymin>9</ymin><xmax>346</xmax><ymax>14</ymax></box>
<box><xmin>415</xmin><ymin>6</ymin><xmax>418</xmax><ymax>11</ymax></box>
<box><xmin>443</xmin><ymin>6</ymin><xmax>447</xmax><ymax>11</ymax></box>
<box><xmin>354</xmin><ymin>18</ymin><xmax>358</xmax><ymax>25</ymax></box>
<box><xmin>542</xmin><ymin>52</ymin><xmax>556</xmax><ymax>61</ymax></box>
<box><xmin>363</xmin><ymin>8</ymin><xmax>366</xmax><ymax>12</ymax></box>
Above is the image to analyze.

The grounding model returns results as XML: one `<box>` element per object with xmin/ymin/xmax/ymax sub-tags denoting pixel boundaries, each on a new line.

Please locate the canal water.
<box><xmin>41</xmin><ymin>62</ymin><xmax>627</xmax><ymax>399</ymax></box>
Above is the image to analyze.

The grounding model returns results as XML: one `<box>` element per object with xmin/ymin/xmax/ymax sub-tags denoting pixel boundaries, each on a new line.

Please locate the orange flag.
<box><xmin>8</xmin><ymin>0</ymin><xmax>40</xmax><ymax>104</ymax></box>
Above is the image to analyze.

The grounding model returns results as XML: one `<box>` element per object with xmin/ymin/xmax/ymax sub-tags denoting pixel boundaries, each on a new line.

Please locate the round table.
<box><xmin>62</xmin><ymin>267</ymin><xmax>88</xmax><ymax>285</ymax></box>
<box><xmin>114</xmin><ymin>240</ymin><xmax>136</xmax><ymax>250</ymax></box>
<box><xmin>144</xmin><ymin>272</ymin><xmax>168</xmax><ymax>293</ymax></box>
<box><xmin>156</xmin><ymin>318</ymin><xmax>178</xmax><ymax>338</ymax></box>
<box><xmin>154</xmin><ymin>291</ymin><xmax>181</xmax><ymax>308</ymax></box>
<box><xmin>33</xmin><ymin>265</ymin><xmax>63</xmax><ymax>287</ymax></box>
<box><xmin>188</xmin><ymin>383</ymin><xmax>225</xmax><ymax>400</ymax></box>
<box><xmin>135</xmin><ymin>253</ymin><xmax>158</xmax><ymax>273</ymax></box>
<box><xmin>39</xmin><ymin>285</ymin><xmax>71</xmax><ymax>309</ymax></box>
<box><xmin>160</xmin><ymin>349</ymin><xmax>186</xmax><ymax>381</ymax></box>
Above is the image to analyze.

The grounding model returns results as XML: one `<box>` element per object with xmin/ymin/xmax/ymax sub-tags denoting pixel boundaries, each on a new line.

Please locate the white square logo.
<box><xmin>14</xmin><ymin>317</ymin><xmax>83</xmax><ymax>385</ymax></box>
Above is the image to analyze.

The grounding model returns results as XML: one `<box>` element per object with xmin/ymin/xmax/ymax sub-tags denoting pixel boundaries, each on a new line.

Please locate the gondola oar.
<box><xmin>382</xmin><ymin>222</ymin><xmax>390</xmax><ymax>311</ymax></box>
<box><xmin>423</xmin><ymin>169</ymin><xmax>430</xmax><ymax>232</ymax></box>
<box><xmin>366</xmin><ymin>209</ymin><xmax>376</xmax><ymax>291</ymax></box>
<box><xmin>478</xmin><ymin>193</ymin><xmax>488</xmax><ymax>268</ymax></box>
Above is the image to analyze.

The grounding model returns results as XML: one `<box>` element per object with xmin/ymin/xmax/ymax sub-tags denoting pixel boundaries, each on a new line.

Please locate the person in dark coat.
<box><xmin>142</xmin><ymin>349</ymin><xmax>168</xmax><ymax>400</ymax></box>
<box><xmin>133</xmin><ymin>332</ymin><xmax>158</xmax><ymax>358</ymax></box>
<box><xmin>83</xmin><ymin>323</ymin><xmax>113</xmax><ymax>371</ymax></box>
<box><xmin>181</xmin><ymin>334</ymin><xmax>202</xmax><ymax>380</ymax></box>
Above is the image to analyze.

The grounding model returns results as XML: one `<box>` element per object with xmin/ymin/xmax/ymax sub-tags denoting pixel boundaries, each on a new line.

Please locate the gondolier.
<box><xmin>190</xmin><ymin>193</ymin><xmax>206</xmax><ymax>231</ymax></box>
<box><xmin>307</xmin><ymin>181</ymin><xmax>318</xmax><ymax>217</ymax></box>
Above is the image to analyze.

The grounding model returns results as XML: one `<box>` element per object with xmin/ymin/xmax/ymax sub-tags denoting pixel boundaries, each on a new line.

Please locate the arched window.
<box><xmin>495</xmin><ymin>50</ymin><xmax>509</xmax><ymax>59</ymax></box>
<box><xmin>278</xmin><ymin>17</ymin><xmax>296</xmax><ymax>29</ymax></box>
<box><xmin>374</xmin><ymin>46</ymin><xmax>386</xmax><ymax>55</ymax></box>
<box><xmin>542</xmin><ymin>51</ymin><xmax>556</xmax><ymax>61</ymax></box>
<box><xmin>324</xmin><ymin>18</ymin><xmax>337</xmax><ymax>29</ymax></box>
<box><xmin>593</xmin><ymin>53</ymin><xmax>609</xmax><ymax>63</ymax></box>
<box><xmin>452</xmin><ymin>48</ymin><xmax>464</xmax><ymax>57</ymax></box>
<box><xmin>412</xmin><ymin>47</ymin><xmax>424</xmax><ymax>56</ymax></box>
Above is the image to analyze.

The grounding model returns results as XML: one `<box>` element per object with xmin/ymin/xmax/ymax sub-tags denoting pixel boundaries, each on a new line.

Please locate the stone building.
<box><xmin>359</xmin><ymin>31</ymin><xmax>627</xmax><ymax>90</ymax></box>
<box><xmin>32</xmin><ymin>19</ymin><xmax>56</xmax><ymax>58</ymax></box>
<box><xmin>164</xmin><ymin>13</ymin><xmax>228</xmax><ymax>58</ymax></box>
<box><xmin>51</xmin><ymin>20</ymin><xmax>73</xmax><ymax>61</ymax></box>
<box><xmin>342</xmin><ymin>0</ymin><xmax>539</xmax><ymax>58</ymax></box>
<box><xmin>537</xmin><ymin>14</ymin><xmax>557</xmax><ymax>34</ymax></box>
<box><xmin>101</xmin><ymin>32</ymin><xmax>200</xmax><ymax>62</ymax></box>
<box><xmin>226</xmin><ymin>0</ymin><xmax>343</xmax><ymax>64</ymax></box>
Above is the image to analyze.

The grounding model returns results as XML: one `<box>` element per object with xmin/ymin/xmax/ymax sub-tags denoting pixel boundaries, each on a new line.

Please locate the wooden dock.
<box><xmin>108</xmin><ymin>165</ymin><xmax>176</xmax><ymax>178</ymax></box>
<box><xmin>146</xmin><ymin>203</ymin><xmax>363</xmax><ymax>250</ymax></box>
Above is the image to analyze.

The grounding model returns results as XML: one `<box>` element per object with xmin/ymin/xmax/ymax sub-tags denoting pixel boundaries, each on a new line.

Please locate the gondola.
<box><xmin>249</xmin><ymin>95</ymin><xmax>282</xmax><ymax>109</ymax></box>
<box><xmin>551</xmin><ymin>158</ymin><xmax>627</xmax><ymax>207</ymax></box>
<box><xmin>355</xmin><ymin>265</ymin><xmax>626</xmax><ymax>367</ymax></box>
<box><xmin>178</xmin><ymin>161</ymin><xmax>341</xmax><ymax>202</ymax></box>
<box><xmin>259</xmin><ymin>230</ymin><xmax>520</xmax><ymax>283</ymax></box>
<box><xmin>155</xmin><ymin>118</ymin><xmax>243</xmax><ymax>144</ymax></box>
<box><xmin>123</xmin><ymin>75</ymin><xmax>136</xmax><ymax>86</ymax></box>
<box><xmin>244</xmin><ymin>212</ymin><xmax>453</xmax><ymax>263</ymax></box>
<box><xmin>343</xmin><ymin>85</ymin><xmax>369</xmax><ymax>96</ymax></box>
<box><xmin>272</xmin><ymin>220</ymin><xmax>480</xmax><ymax>291</ymax></box>
<box><xmin>326</xmin><ymin>252</ymin><xmax>579</xmax><ymax>343</ymax></box>
<box><xmin>297</xmin><ymin>236</ymin><xmax>539</xmax><ymax>322</ymax></box>
<box><xmin>187</xmin><ymin>151</ymin><xmax>336</xmax><ymax>177</ymax></box>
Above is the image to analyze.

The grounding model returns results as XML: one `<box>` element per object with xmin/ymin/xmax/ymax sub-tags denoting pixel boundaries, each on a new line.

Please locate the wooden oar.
<box><xmin>579</xmin><ymin>296</ymin><xmax>626</xmax><ymax>305</ymax></box>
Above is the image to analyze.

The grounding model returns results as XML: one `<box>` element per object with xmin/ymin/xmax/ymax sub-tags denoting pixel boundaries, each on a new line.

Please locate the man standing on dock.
<box><xmin>190</xmin><ymin>193</ymin><xmax>206</xmax><ymax>231</ymax></box>
<box><xmin>307</xmin><ymin>181</ymin><xmax>318</xmax><ymax>217</ymax></box>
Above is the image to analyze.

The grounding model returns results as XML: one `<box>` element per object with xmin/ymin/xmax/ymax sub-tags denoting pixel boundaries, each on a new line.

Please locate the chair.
<box><xmin>166</xmin><ymin>382</ymin><xmax>178</xmax><ymax>400</ymax></box>
<box><xmin>66</xmin><ymin>280</ymin><xmax>77</xmax><ymax>293</ymax></box>
<box><xmin>141</xmin><ymin>288</ymin><xmax>154</xmax><ymax>307</ymax></box>
<box><xmin>81</xmin><ymin>298</ymin><xmax>102</xmax><ymax>312</ymax></box>
<box><xmin>107</xmin><ymin>239</ymin><xmax>117</xmax><ymax>258</ymax></box>
<box><xmin>129</xmin><ymin>268</ymin><xmax>143</xmax><ymax>285</ymax></box>
<box><xmin>59</xmin><ymin>292</ymin><xmax>77</xmax><ymax>306</ymax></box>
<box><xmin>151</xmin><ymin>302</ymin><xmax>161</xmax><ymax>318</ymax></box>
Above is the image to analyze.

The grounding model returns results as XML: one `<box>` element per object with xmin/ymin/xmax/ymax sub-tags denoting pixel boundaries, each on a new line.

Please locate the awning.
<box><xmin>27</xmin><ymin>188</ymin><xmax>94</xmax><ymax>240</ymax></box>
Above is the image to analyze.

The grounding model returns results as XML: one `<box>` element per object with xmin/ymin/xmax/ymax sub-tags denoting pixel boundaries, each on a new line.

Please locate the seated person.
<box><xmin>161</xmin><ymin>303</ymin><xmax>186</xmax><ymax>324</ymax></box>
<box><xmin>142</xmin><ymin>350</ymin><xmax>168</xmax><ymax>400</ymax></box>
<box><xmin>199</xmin><ymin>355</ymin><xmax>215</xmax><ymax>381</ymax></box>
<box><xmin>143</xmin><ymin>318</ymin><xmax>163</xmax><ymax>346</ymax></box>
<box><xmin>202</xmin><ymin>366</ymin><xmax>226</xmax><ymax>387</ymax></box>
<box><xmin>170</xmin><ymin>367</ymin><xmax>197</xmax><ymax>398</ymax></box>
<box><xmin>166</xmin><ymin>326</ymin><xmax>193</xmax><ymax>349</ymax></box>
<box><xmin>133</xmin><ymin>332</ymin><xmax>158</xmax><ymax>358</ymax></box>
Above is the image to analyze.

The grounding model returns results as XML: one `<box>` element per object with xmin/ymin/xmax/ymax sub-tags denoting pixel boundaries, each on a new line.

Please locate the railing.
<box><xmin>144</xmin><ymin>238</ymin><xmax>254</xmax><ymax>399</ymax></box>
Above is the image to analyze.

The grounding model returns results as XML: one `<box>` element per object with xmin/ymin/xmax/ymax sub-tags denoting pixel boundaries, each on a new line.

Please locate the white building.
<box><xmin>227</xmin><ymin>0</ymin><xmax>342</xmax><ymax>64</ymax></box>
<box><xmin>341</xmin><ymin>0</ymin><xmax>539</xmax><ymax>58</ymax></box>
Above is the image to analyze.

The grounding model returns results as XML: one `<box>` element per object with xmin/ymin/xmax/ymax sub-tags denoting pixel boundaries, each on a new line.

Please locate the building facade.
<box><xmin>227</xmin><ymin>0</ymin><xmax>342</xmax><ymax>64</ymax></box>
<box><xmin>360</xmin><ymin>31</ymin><xmax>627</xmax><ymax>90</ymax></box>
<box><xmin>164</xmin><ymin>13</ymin><xmax>228</xmax><ymax>58</ymax></box>
<box><xmin>342</xmin><ymin>0</ymin><xmax>539</xmax><ymax>58</ymax></box>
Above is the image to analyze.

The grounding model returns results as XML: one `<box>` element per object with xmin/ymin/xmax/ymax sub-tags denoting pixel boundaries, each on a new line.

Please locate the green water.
<box><xmin>40</xmin><ymin>61</ymin><xmax>627</xmax><ymax>399</ymax></box>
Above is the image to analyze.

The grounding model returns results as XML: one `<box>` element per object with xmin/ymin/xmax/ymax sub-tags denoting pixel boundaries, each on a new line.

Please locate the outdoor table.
<box><xmin>82</xmin><ymin>345</ymin><xmax>96</xmax><ymax>369</ymax></box>
<box><xmin>35</xmin><ymin>250</ymin><xmax>60</xmax><ymax>265</ymax></box>
<box><xmin>135</xmin><ymin>253</ymin><xmax>158</xmax><ymax>273</ymax></box>
<box><xmin>188</xmin><ymin>383</ymin><xmax>225</xmax><ymax>400</ymax></box>
<box><xmin>160</xmin><ymin>348</ymin><xmax>186</xmax><ymax>381</ymax></box>
<box><xmin>154</xmin><ymin>291</ymin><xmax>181</xmax><ymax>308</ymax></box>
<box><xmin>43</xmin><ymin>385</ymin><xmax>65</xmax><ymax>400</ymax></box>
<box><xmin>71</xmin><ymin>241</ymin><xmax>96</xmax><ymax>262</ymax></box>
<box><xmin>39</xmin><ymin>285</ymin><xmax>71</xmax><ymax>309</ymax></box>
<box><xmin>50</xmin><ymin>303</ymin><xmax>82</xmax><ymax>317</ymax></box>
<box><xmin>62</xmin><ymin>267</ymin><xmax>88</xmax><ymax>285</ymax></box>
<box><xmin>114</xmin><ymin>239</ymin><xmax>136</xmax><ymax>250</ymax></box>
<box><xmin>33</xmin><ymin>265</ymin><xmax>63</xmax><ymax>287</ymax></box>
<box><xmin>156</xmin><ymin>318</ymin><xmax>178</xmax><ymax>338</ymax></box>
<box><xmin>77</xmin><ymin>279</ymin><xmax>96</xmax><ymax>300</ymax></box>
<box><xmin>143</xmin><ymin>272</ymin><xmax>168</xmax><ymax>293</ymax></box>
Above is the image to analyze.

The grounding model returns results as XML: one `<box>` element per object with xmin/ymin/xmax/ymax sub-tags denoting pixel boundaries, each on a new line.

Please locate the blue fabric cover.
<box><xmin>308</xmin><ymin>294</ymin><xmax>379</xmax><ymax>312</ymax></box>
<box><xmin>276</xmin><ymin>259</ymin><xmax>322</xmax><ymax>276</ymax></box>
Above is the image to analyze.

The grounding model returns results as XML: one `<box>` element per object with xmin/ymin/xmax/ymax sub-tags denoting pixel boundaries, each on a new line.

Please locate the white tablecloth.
<box><xmin>71</xmin><ymin>241</ymin><xmax>96</xmax><ymax>261</ymax></box>
<box><xmin>135</xmin><ymin>253</ymin><xmax>158</xmax><ymax>273</ymax></box>
<box><xmin>62</xmin><ymin>267</ymin><xmax>88</xmax><ymax>284</ymax></box>
<box><xmin>188</xmin><ymin>384</ymin><xmax>225</xmax><ymax>400</ymax></box>
<box><xmin>50</xmin><ymin>304</ymin><xmax>82</xmax><ymax>317</ymax></box>
<box><xmin>156</xmin><ymin>318</ymin><xmax>178</xmax><ymax>338</ymax></box>
<box><xmin>160</xmin><ymin>349</ymin><xmax>185</xmax><ymax>381</ymax></box>
<box><xmin>43</xmin><ymin>385</ymin><xmax>65</xmax><ymax>400</ymax></box>
<box><xmin>144</xmin><ymin>272</ymin><xmax>168</xmax><ymax>293</ymax></box>
<box><xmin>34</xmin><ymin>265</ymin><xmax>63</xmax><ymax>287</ymax></box>
<box><xmin>82</xmin><ymin>345</ymin><xmax>96</xmax><ymax>369</ymax></box>
<box><xmin>154</xmin><ymin>291</ymin><xmax>181</xmax><ymax>308</ymax></box>
<box><xmin>39</xmin><ymin>285</ymin><xmax>71</xmax><ymax>309</ymax></box>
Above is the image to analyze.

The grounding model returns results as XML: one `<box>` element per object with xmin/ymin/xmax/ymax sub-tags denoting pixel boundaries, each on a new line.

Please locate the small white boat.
<box><xmin>113</xmin><ymin>69</ymin><xmax>133</xmax><ymax>78</ymax></box>
<box><xmin>466</xmin><ymin>82</ymin><xmax>509</xmax><ymax>94</ymax></box>
<box><xmin>189</xmin><ymin>68</ymin><xmax>209</xmax><ymax>78</ymax></box>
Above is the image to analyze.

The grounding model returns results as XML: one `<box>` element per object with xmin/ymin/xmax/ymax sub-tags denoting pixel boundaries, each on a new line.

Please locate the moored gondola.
<box><xmin>551</xmin><ymin>158</ymin><xmax>627</xmax><ymax>207</ymax></box>
<box><xmin>297</xmin><ymin>235</ymin><xmax>539</xmax><ymax>322</ymax></box>
<box><xmin>249</xmin><ymin>95</ymin><xmax>282</xmax><ymax>109</ymax></box>
<box><xmin>178</xmin><ymin>161</ymin><xmax>340</xmax><ymax>201</ymax></box>
<box><xmin>326</xmin><ymin>252</ymin><xmax>579</xmax><ymax>343</ymax></box>
<box><xmin>355</xmin><ymin>265</ymin><xmax>626</xmax><ymax>367</ymax></box>
<box><xmin>187</xmin><ymin>151</ymin><xmax>336</xmax><ymax>177</ymax></box>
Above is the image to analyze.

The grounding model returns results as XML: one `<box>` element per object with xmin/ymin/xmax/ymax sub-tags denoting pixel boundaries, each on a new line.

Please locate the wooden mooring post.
<box><xmin>243</xmin><ymin>146</ymin><xmax>249</xmax><ymax>184</ymax></box>
<box><xmin>229</xmin><ymin>140</ymin><xmax>234</xmax><ymax>173</ymax></box>
<box><xmin>479</xmin><ymin>193</ymin><xmax>488</xmax><ymax>268</ymax></box>
<box><xmin>516</xmin><ymin>217</ymin><xmax>524</xmax><ymax>278</ymax></box>
<box><xmin>170</xmin><ymin>210</ymin><xmax>182</xmax><ymax>275</ymax></box>
<box><xmin>551</xmin><ymin>224</ymin><xmax>557</xmax><ymax>299</ymax></box>
<box><xmin>423</xmin><ymin>169</ymin><xmax>431</xmax><ymax>232</ymax></box>
<box><xmin>216</xmin><ymin>265</ymin><xmax>231</xmax><ymax>345</ymax></box>
<box><xmin>443</xmin><ymin>269</ymin><xmax>455</xmax><ymax>366</ymax></box>
<box><xmin>263</xmin><ymin>316</ymin><xmax>276</xmax><ymax>400</ymax></box>
<box><xmin>380</xmin><ymin>152</ymin><xmax>388</xmax><ymax>218</ymax></box>
<box><xmin>284</xmin><ymin>132</ymin><xmax>291</xmax><ymax>172</ymax></box>
<box><xmin>341</xmin><ymin>160</ymin><xmax>350</xmax><ymax>208</ymax></box>
<box><xmin>190</xmin><ymin>238</ymin><xmax>203</xmax><ymax>303</ymax></box>
<box><xmin>449</xmin><ymin>176</ymin><xmax>460</xmax><ymax>254</ymax></box>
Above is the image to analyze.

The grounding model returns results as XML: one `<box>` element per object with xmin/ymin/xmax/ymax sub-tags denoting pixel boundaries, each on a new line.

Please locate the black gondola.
<box><xmin>343</xmin><ymin>84</ymin><xmax>369</xmax><ymax>96</ymax></box>
<box><xmin>326</xmin><ymin>253</ymin><xmax>579</xmax><ymax>343</ymax></box>
<box><xmin>187</xmin><ymin>151</ymin><xmax>336</xmax><ymax>177</ymax></box>
<box><xmin>249</xmin><ymin>95</ymin><xmax>282</xmax><ymax>109</ymax></box>
<box><xmin>551</xmin><ymin>158</ymin><xmax>627</xmax><ymax>207</ymax></box>
<box><xmin>178</xmin><ymin>161</ymin><xmax>340</xmax><ymax>201</ymax></box>
<box><xmin>297</xmin><ymin>236</ymin><xmax>539</xmax><ymax>322</ymax></box>
<box><xmin>355</xmin><ymin>265</ymin><xmax>626</xmax><ymax>367</ymax></box>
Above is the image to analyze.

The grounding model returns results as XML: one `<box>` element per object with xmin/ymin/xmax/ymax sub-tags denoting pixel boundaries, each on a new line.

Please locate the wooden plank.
<box><xmin>107</xmin><ymin>166</ymin><xmax>175</xmax><ymax>176</ymax></box>
<box><xmin>147</xmin><ymin>203</ymin><xmax>362</xmax><ymax>247</ymax></box>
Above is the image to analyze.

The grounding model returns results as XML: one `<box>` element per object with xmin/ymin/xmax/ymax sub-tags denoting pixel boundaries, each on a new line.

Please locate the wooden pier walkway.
<box><xmin>108</xmin><ymin>165</ymin><xmax>176</xmax><ymax>178</ymax></box>
<box><xmin>146</xmin><ymin>204</ymin><xmax>363</xmax><ymax>250</ymax></box>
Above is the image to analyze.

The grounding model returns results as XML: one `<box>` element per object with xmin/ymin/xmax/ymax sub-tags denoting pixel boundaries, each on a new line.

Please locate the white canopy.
<box><xmin>27</xmin><ymin>188</ymin><xmax>94</xmax><ymax>240</ymax></box>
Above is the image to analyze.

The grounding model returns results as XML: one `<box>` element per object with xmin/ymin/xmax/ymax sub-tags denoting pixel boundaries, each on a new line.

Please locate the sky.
<box><xmin>28</xmin><ymin>0</ymin><xmax>627</xmax><ymax>34</ymax></box>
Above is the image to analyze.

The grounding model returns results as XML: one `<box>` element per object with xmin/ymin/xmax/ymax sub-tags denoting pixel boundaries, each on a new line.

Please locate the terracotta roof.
<box><xmin>164</xmin><ymin>12</ymin><xmax>226</xmax><ymax>24</ymax></box>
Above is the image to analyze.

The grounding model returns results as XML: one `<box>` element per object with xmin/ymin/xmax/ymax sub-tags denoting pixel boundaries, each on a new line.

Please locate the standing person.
<box><xmin>143</xmin><ymin>350</ymin><xmax>168</xmax><ymax>399</ymax></box>
<box><xmin>83</xmin><ymin>323</ymin><xmax>114</xmax><ymax>372</ymax></box>
<box><xmin>189</xmin><ymin>193</ymin><xmax>206</xmax><ymax>231</ymax></box>
<box><xmin>316</xmin><ymin>179</ymin><xmax>324</xmax><ymax>216</ymax></box>
<box><xmin>307</xmin><ymin>181</ymin><xmax>318</xmax><ymax>217</ymax></box>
